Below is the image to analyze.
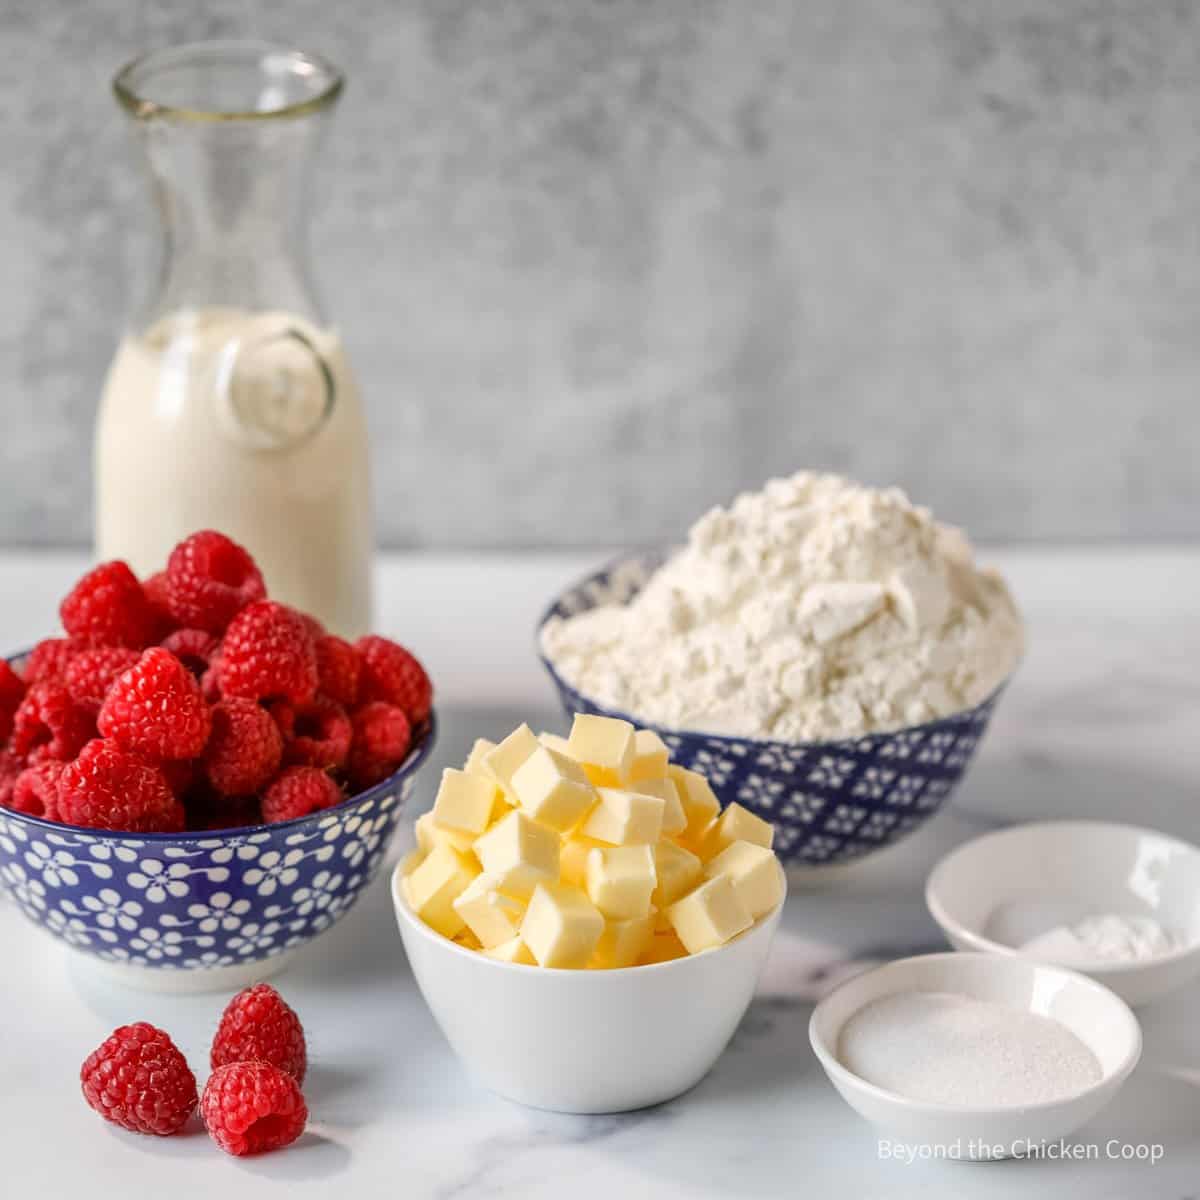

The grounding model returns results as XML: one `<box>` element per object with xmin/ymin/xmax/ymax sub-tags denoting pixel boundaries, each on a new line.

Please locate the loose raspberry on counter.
<box><xmin>202</xmin><ymin>1060</ymin><xmax>307</xmax><ymax>1156</ymax></box>
<box><xmin>11</xmin><ymin>681</ymin><xmax>95</xmax><ymax>764</ymax></box>
<box><xmin>97</xmin><ymin>647</ymin><xmax>212</xmax><ymax>761</ymax></box>
<box><xmin>347</xmin><ymin>700</ymin><xmax>412</xmax><ymax>790</ymax></box>
<box><xmin>262</xmin><ymin>765</ymin><xmax>343</xmax><ymax>823</ymax></box>
<box><xmin>160</xmin><ymin>628</ymin><xmax>220</xmax><ymax>678</ymax></box>
<box><xmin>22</xmin><ymin>637</ymin><xmax>78</xmax><ymax>686</ymax></box>
<box><xmin>166</xmin><ymin>530</ymin><xmax>266</xmax><ymax>634</ymax></box>
<box><xmin>219</xmin><ymin>601</ymin><xmax>318</xmax><ymax>706</ymax></box>
<box><xmin>9</xmin><ymin>761</ymin><xmax>65</xmax><ymax>820</ymax></box>
<box><xmin>314</xmin><ymin>634</ymin><xmax>360</xmax><ymax>708</ymax></box>
<box><xmin>211</xmin><ymin>983</ymin><xmax>307</xmax><ymax>1082</ymax></box>
<box><xmin>355</xmin><ymin>636</ymin><xmax>432</xmax><ymax>724</ymax></box>
<box><xmin>60</xmin><ymin>560</ymin><xmax>156</xmax><ymax>649</ymax></box>
<box><xmin>283</xmin><ymin>696</ymin><xmax>353</xmax><ymax>770</ymax></box>
<box><xmin>0</xmin><ymin>658</ymin><xmax>25</xmax><ymax>740</ymax></box>
<box><xmin>65</xmin><ymin>646</ymin><xmax>141</xmax><ymax>710</ymax></box>
<box><xmin>80</xmin><ymin>1022</ymin><xmax>198</xmax><ymax>1137</ymax></box>
<box><xmin>58</xmin><ymin>739</ymin><xmax>185</xmax><ymax>833</ymax></box>
<box><xmin>204</xmin><ymin>698</ymin><xmax>284</xmax><ymax>797</ymax></box>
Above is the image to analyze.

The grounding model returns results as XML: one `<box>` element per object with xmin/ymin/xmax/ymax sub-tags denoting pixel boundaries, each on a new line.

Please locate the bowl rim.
<box><xmin>926</xmin><ymin>819</ymin><xmax>1200</xmax><ymax>976</ymax></box>
<box><xmin>535</xmin><ymin>548</ymin><xmax>1014</xmax><ymax>751</ymax></box>
<box><xmin>391</xmin><ymin>856</ymin><xmax>786</xmax><ymax>978</ymax></box>
<box><xmin>808</xmin><ymin>950</ymin><xmax>1143</xmax><ymax>1117</ymax></box>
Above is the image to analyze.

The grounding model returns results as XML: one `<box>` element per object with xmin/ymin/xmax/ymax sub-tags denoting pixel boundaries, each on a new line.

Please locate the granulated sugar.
<box><xmin>541</xmin><ymin>472</ymin><xmax>1023</xmax><ymax>742</ymax></box>
<box><xmin>837</xmin><ymin>991</ymin><xmax>1102</xmax><ymax>1108</ymax></box>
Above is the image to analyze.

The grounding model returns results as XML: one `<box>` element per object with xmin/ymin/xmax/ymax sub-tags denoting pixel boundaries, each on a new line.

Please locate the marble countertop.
<box><xmin>3</xmin><ymin>547</ymin><xmax>1198</xmax><ymax>1198</ymax></box>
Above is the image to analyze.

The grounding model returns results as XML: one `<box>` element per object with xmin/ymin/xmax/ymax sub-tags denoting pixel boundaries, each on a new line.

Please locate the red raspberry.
<box><xmin>22</xmin><ymin>637</ymin><xmax>77</xmax><ymax>685</ymax></box>
<box><xmin>314</xmin><ymin>634</ymin><xmax>360</xmax><ymax>708</ymax></box>
<box><xmin>204</xmin><ymin>698</ymin><xmax>283</xmax><ymax>796</ymax></box>
<box><xmin>219</xmin><ymin>601</ymin><xmax>318</xmax><ymax>706</ymax></box>
<box><xmin>9</xmin><ymin>761</ymin><xmax>65</xmax><ymax>820</ymax></box>
<box><xmin>355</xmin><ymin>636</ymin><xmax>432</xmax><ymax>724</ymax></box>
<box><xmin>267</xmin><ymin>699</ymin><xmax>295</xmax><ymax>739</ymax></box>
<box><xmin>211</xmin><ymin>984</ymin><xmax>307</xmax><ymax>1082</ymax></box>
<box><xmin>262</xmin><ymin>766</ymin><xmax>343</xmax><ymax>823</ymax></box>
<box><xmin>166</xmin><ymin>531</ymin><xmax>266</xmax><ymax>634</ymax></box>
<box><xmin>143</xmin><ymin>570</ymin><xmax>175</xmax><ymax>631</ymax></box>
<box><xmin>81</xmin><ymin>1022</ymin><xmax>197</xmax><ymax>1137</ymax></box>
<box><xmin>60</xmin><ymin>560</ymin><xmax>156</xmax><ymax>649</ymax></box>
<box><xmin>347</xmin><ymin>701</ymin><xmax>412</xmax><ymax>791</ymax></box>
<box><xmin>0</xmin><ymin>658</ymin><xmax>25</xmax><ymax>741</ymax></box>
<box><xmin>0</xmin><ymin>750</ymin><xmax>21</xmax><ymax>808</ymax></box>
<box><xmin>187</xmin><ymin>793</ymin><xmax>262</xmax><ymax>831</ymax></box>
<box><xmin>202</xmin><ymin>1060</ymin><xmax>307</xmax><ymax>1157</ymax></box>
<box><xmin>58</xmin><ymin>739</ymin><xmax>184</xmax><ymax>832</ymax></box>
<box><xmin>283</xmin><ymin>696</ymin><xmax>352</xmax><ymax>770</ymax></box>
<box><xmin>97</xmin><ymin>647</ymin><xmax>211</xmax><ymax>761</ymax></box>
<box><xmin>160</xmin><ymin>628</ymin><xmax>220</xmax><ymax>678</ymax></box>
<box><xmin>11</xmin><ymin>681</ymin><xmax>95</xmax><ymax>763</ymax></box>
<box><xmin>201</xmin><ymin>653</ymin><xmax>223</xmax><ymax>703</ymax></box>
<box><xmin>159</xmin><ymin>757</ymin><xmax>196</xmax><ymax>799</ymax></box>
<box><xmin>64</xmin><ymin>646</ymin><xmax>141</xmax><ymax>710</ymax></box>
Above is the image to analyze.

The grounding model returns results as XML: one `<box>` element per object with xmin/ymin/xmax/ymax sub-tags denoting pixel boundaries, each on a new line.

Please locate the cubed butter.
<box><xmin>704</xmin><ymin>840</ymin><xmax>784</xmax><ymax>919</ymax></box>
<box><xmin>631</xmin><ymin>777</ymin><xmax>686</xmax><ymax>836</ymax></box>
<box><xmin>567</xmin><ymin>714</ymin><xmax>635</xmax><ymax>786</ymax></box>
<box><xmin>432</xmin><ymin>767</ymin><xmax>501</xmax><ymax>835</ymax></box>
<box><xmin>483</xmin><ymin>936</ymin><xmax>536</xmax><ymax>965</ymax></box>
<box><xmin>591</xmin><ymin>911</ymin><xmax>656</xmax><ymax>969</ymax></box>
<box><xmin>521</xmin><ymin>883</ymin><xmax>604</xmax><ymax>968</ymax></box>
<box><xmin>452</xmin><ymin>873</ymin><xmax>527</xmax><ymax>948</ymax></box>
<box><xmin>698</xmin><ymin>801</ymin><xmax>775</xmax><ymax>861</ymax></box>
<box><xmin>639</xmin><ymin>930</ymin><xmax>689</xmax><ymax>965</ymax></box>
<box><xmin>538</xmin><ymin>731</ymin><xmax>572</xmax><ymax>756</ymax></box>
<box><xmin>585</xmin><ymin>844</ymin><xmax>656</xmax><ymax>920</ymax></box>
<box><xmin>510</xmin><ymin>746</ymin><xmax>597</xmax><ymax>833</ymax></box>
<box><xmin>453</xmin><ymin>929</ymin><xmax>482</xmax><ymax>951</ymax></box>
<box><xmin>482</xmin><ymin>723</ymin><xmax>540</xmax><ymax>799</ymax></box>
<box><xmin>627</xmin><ymin>729</ymin><xmax>670</xmax><ymax>783</ymax></box>
<box><xmin>652</xmin><ymin>839</ymin><xmax>703</xmax><ymax>909</ymax></box>
<box><xmin>415</xmin><ymin>810</ymin><xmax>477</xmax><ymax>857</ymax></box>
<box><xmin>666</xmin><ymin>874</ymin><xmax>752</xmax><ymax>954</ymax></box>
<box><xmin>667</xmin><ymin>764</ymin><xmax>721</xmax><ymax>841</ymax></box>
<box><xmin>405</xmin><ymin>844</ymin><xmax>481</xmax><ymax>939</ymax></box>
<box><xmin>463</xmin><ymin>737</ymin><xmax>496</xmax><ymax>776</ymax></box>
<box><xmin>559</xmin><ymin>834</ymin><xmax>606</xmax><ymax>888</ymax></box>
<box><xmin>582</xmin><ymin>787</ymin><xmax>665</xmax><ymax>846</ymax></box>
<box><xmin>472</xmin><ymin>810</ymin><xmax>559</xmax><ymax>898</ymax></box>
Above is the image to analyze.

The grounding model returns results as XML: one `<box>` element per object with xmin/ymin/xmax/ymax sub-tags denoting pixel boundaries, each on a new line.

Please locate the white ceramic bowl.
<box><xmin>391</xmin><ymin>864</ymin><xmax>785</xmax><ymax>1113</ymax></box>
<box><xmin>809</xmin><ymin>952</ymin><xmax>1141</xmax><ymax>1160</ymax></box>
<box><xmin>926</xmin><ymin>820</ymin><xmax>1200</xmax><ymax>1007</ymax></box>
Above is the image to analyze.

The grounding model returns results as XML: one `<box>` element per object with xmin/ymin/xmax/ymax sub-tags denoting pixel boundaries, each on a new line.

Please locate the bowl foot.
<box><xmin>67</xmin><ymin>949</ymin><xmax>295</xmax><ymax>995</ymax></box>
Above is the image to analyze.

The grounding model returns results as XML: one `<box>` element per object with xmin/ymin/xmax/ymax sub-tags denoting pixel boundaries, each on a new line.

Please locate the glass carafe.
<box><xmin>96</xmin><ymin>41</ymin><xmax>372</xmax><ymax>637</ymax></box>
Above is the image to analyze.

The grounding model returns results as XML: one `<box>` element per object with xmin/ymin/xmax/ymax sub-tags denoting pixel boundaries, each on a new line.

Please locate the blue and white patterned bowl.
<box><xmin>538</xmin><ymin>552</ymin><xmax>1009</xmax><ymax>869</ymax></box>
<box><xmin>0</xmin><ymin>653</ymin><xmax>437</xmax><ymax>991</ymax></box>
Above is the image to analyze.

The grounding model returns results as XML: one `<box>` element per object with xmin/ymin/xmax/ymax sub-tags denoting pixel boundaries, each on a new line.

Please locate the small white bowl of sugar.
<box><xmin>926</xmin><ymin>820</ymin><xmax>1200</xmax><ymax>1006</ymax></box>
<box><xmin>809</xmin><ymin>952</ymin><xmax>1141</xmax><ymax>1160</ymax></box>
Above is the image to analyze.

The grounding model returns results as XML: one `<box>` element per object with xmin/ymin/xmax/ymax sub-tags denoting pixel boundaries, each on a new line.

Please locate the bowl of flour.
<box><xmin>538</xmin><ymin>472</ymin><xmax>1024</xmax><ymax>868</ymax></box>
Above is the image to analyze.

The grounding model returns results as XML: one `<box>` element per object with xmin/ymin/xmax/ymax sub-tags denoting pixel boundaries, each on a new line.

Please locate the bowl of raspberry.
<box><xmin>0</xmin><ymin>531</ymin><xmax>437</xmax><ymax>992</ymax></box>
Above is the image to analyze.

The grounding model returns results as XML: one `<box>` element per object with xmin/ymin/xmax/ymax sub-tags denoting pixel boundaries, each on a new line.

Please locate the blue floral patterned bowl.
<box><xmin>0</xmin><ymin>652</ymin><xmax>437</xmax><ymax>991</ymax></box>
<box><xmin>538</xmin><ymin>552</ymin><xmax>1009</xmax><ymax>869</ymax></box>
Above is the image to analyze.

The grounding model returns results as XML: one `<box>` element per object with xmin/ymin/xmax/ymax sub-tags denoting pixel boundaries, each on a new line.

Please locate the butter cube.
<box><xmin>463</xmin><ymin>737</ymin><xmax>496</xmax><ymax>776</ymax></box>
<box><xmin>538</xmin><ymin>731</ymin><xmax>572</xmax><ymax>757</ymax></box>
<box><xmin>406</xmin><ymin>844</ymin><xmax>481</xmax><ymax>939</ymax></box>
<box><xmin>698</xmin><ymin>802</ymin><xmax>775</xmax><ymax>861</ymax></box>
<box><xmin>567</xmin><ymin>714</ymin><xmax>635</xmax><ymax>786</ymax></box>
<box><xmin>510</xmin><ymin>746</ymin><xmax>597</xmax><ymax>833</ymax></box>
<box><xmin>628</xmin><ymin>729</ymin><xmax>670</xmax><ymax>783</ymax></box>
<box><xmin>585</xmin><ymin>844</ymin><xmax>656</xmax><ymax>920</ymax></box>
<box><xmin>452</xmin><ymin>873</ymin><xmax>527</xmax><ymax>949</ymax></box>
<box><xmin>472</xmin><ymin>810</ymin><xmax>559</xmax><ymax>899</ymax></box>
<box><xmin>652</xmin><ymin>839</ymin><xmax>703</xmax><ymax>909</ymax></box>
<box><xmin>581</xmin><ymin>787</ymin><xmax>665</xmax><ymax>846</ymax></box>
<box><xmin>483</xmin><ymin>724</ymin><xmax>540</xmax><ymax>798</ymax></box>
<box><xmin>667</xmin><ymin>765</ymin><xmax>721</xmax><ymax>841</ymax></box>
<box><xmin>704</xmin><ymin>840</ymin><xmax>783</xmax><ymax>919</ymax></box>
<box><xmin>415</xmin><ymin>811</ymin><xmax>477</xmax><ymax>857</ymax></box>
<box><xmin>639</xmin><ymin>930</ymin><xmax>689</xmax><ymax>965</ymax></box>
<box><xmin>557</xmin><ymin>834</ymin><xmax>603</xmax><ymax>888</ymax></box>
<box><xmin>432</xmin><ymin>767</ymin><xmax>501</xmax><ymax>835</ymax></box>
<box><xmin>591</xmin><ymin>911</ymin><xmax>656</xmax><ymax>969</ymax></box>
<box><xmin>483</xmin><ymin>936</ymin><xmax>536</xmax><ymax>965</ymax></box>
<box><xmin>453</xmin><ymin>929</ymin><xmax>482</xmax><ymax>950</ymax></box>
<box><xmin>631</xmin><ymin>777</ymin><xmax>686</xmax><ymax>836</ymax></box>
<box><xmin>521</xmin><ymin>883</ymin><xmax>604</xmax><ymax>968</ymax></box>
<box><xmin>666</xmin><ymin>874</ymin><xmax>752</xmax><ymax>954</ymax></box>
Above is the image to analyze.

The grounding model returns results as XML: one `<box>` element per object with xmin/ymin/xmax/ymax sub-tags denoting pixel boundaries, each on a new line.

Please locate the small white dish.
<box><xmin>926</xmin><ymin>820</ymin><xmax>1200</xmax><ymax>1006</ymax></box>
<box><xmin>809</xmin><ymin>952</ymin><xmax>1141</xmax><ymax>1160</ymax></box>
<box><xmin>391</xmin><ymin>863</ymin><xmax>784</xmax><ymax>1113</ymax></box>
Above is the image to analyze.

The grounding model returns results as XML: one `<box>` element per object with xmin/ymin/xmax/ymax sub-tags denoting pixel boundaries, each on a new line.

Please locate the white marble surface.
<box><xmin>2</xmin><ymin>547</ymin><xmax>1199</xmax><ymax>1198</ymax></box>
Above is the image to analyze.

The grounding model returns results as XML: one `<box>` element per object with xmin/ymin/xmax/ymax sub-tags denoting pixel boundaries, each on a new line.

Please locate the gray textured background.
<box><xmin>1</xmin><ymin>0</ymin><xmax>1197</xmax><ymax>549</ymax></box>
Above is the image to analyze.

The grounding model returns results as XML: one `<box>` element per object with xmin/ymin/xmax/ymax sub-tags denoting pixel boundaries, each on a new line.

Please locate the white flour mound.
<box><xmin>540</xmin><ymin>472</ymin><xmax>1024</xmax><ymax>742</ymax></box>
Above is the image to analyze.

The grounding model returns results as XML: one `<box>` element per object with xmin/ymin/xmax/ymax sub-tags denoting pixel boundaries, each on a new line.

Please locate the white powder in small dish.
<box><xmin>1020</xmin><ymin>914</ymin><xmax>1177</xmax><ymax>965</ymax></box>
<box><xmin>837</xmin><ymin>991</ymin><xmax>1102</xmax><ymax>1108</ymax></box>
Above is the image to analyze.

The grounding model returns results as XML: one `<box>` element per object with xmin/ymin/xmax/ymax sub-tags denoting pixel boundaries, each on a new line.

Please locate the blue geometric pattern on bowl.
<box><xmin>538</xmin><ymin>552</ymin><xmax>1007</xmax><ymax>866</ymax></box>
<box><xmin>0</xmin><ymin>692</ymin><xmax>436</xmax><ymax>972</ymax></box>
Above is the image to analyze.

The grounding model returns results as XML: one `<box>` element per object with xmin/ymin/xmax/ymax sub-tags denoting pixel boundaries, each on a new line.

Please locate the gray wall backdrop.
<box><xmin>2</xmin><ymin>0</ymin><xmax>1198</xmax><ymax>549</ymax></box>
